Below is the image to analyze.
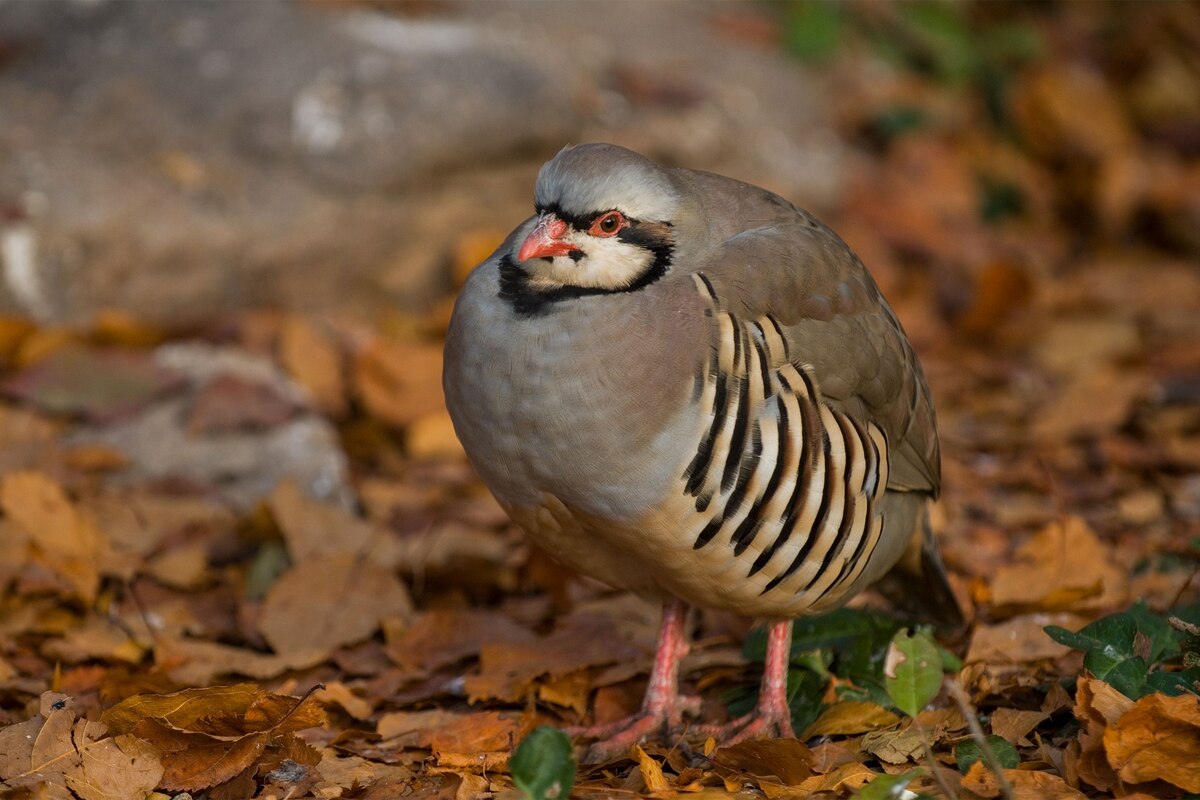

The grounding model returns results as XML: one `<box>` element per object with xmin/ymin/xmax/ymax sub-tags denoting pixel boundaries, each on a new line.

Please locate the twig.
<box><xmin>1168</xmin><ymin>564</ymin><xmax>1200</xmax><ymax>610</ymax></box>
<box><xmin>945</xmin><ymin>678</ymin><xmax>1015</xmax><ymax>800</ymax></box>
<box><xmin>912</xmin><ymin>714</ymin><xmax>958</xmax><ymax>800</ymax></box>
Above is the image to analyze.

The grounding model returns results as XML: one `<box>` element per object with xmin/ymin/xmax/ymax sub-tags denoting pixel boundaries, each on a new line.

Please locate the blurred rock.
<box><xmin>0</xmin><ymin>0</ymin><xmax>579</xmax><ymax>322</ymax></box>
<box><xmin>64</xmin><ymin>342</ymin><xmax>353</xmax><ymax>510</ymax></box>
<box><xmin>0</xmin><ymin>0</ymin><xmax>830</xmax><ymax>324</ymax></box>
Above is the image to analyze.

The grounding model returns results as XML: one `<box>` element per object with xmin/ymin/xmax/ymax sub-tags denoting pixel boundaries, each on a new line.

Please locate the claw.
<box><xmin>569</xmin><ymin>599</ymin><xmax>698</xmax><ymax>762</ymax></box>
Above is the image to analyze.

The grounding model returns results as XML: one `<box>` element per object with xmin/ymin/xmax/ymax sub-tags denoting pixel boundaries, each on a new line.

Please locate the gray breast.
<box><xmin>444</xmin><ymin>261</ymin><xmax>706</xmax><ymax>523</ymax></box>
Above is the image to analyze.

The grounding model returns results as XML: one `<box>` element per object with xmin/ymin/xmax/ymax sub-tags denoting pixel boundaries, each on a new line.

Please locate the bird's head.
<box><xmin>506</xmin><ymin>144</ymin><xmax>678</xmax><ymax>301</ymax></box>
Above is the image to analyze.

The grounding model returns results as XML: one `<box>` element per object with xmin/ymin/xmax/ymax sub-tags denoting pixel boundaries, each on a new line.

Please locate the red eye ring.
<box><xmin>589</xmin><ymin>211</ymin><xmax>625</xmax><ymax>237</ymax></box>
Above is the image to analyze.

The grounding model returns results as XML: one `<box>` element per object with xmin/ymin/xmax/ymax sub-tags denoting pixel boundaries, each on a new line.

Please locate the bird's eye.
<box><xmin>590</xmin><ymin>211</ymin><xmax>625</xmax><ymax>237</ymax></box>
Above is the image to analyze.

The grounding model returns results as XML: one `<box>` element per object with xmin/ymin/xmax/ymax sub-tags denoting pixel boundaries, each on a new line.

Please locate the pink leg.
<box><xmin>700</xmin><ymin>618</ymin><xmax>796</xmax><ymax>743</ymax></box>
<box><xmin>568</xmin><ymin>599</ymin><xmax>700</xmax><ymax>762</ymax></box>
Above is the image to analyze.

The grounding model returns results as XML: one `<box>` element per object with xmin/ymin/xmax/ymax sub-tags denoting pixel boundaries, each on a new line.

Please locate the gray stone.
<box><xmin>64</xmin><ymin>342</ymin><xmax>354</xmax><ymax>511</ymax></box>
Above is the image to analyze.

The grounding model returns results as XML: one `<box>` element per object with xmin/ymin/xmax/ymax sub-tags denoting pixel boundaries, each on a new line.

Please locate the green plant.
<box><xmin>510</xmin><ymin>726</ymin><xmax>575</xmax><ymax>800</ymax></box>
<box><xmin>1045</xmin><ymin>601</ymin><xmax>1200</xmax><ymax>699</ymax></box>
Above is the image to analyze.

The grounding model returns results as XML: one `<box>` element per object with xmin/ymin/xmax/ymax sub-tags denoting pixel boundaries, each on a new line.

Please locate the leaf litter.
<box><xmin>1</xmin><ymin>3</ymin><xmax>1200</xmax><ymax>799</ymax></box>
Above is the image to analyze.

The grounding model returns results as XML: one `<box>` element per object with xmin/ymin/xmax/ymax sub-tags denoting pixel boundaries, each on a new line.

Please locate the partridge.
<box><xmin>444</xmin><ymin>143</ymin><xmax>956</xmax><ymax>760</ymax></box>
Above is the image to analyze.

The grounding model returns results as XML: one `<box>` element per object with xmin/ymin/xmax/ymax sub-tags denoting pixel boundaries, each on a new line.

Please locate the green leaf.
<box><xmin>884</xmin><ymin>630</ymin><xmax>942</xmax><ymax>717</ymax></box>
<box><xmin>510</xmin><ymin>726</ymin><xmax>575</xmax><ymax>800</ymax></box>
<box><xmin>1146</xmin><ymin>670</ymin><xmax>1200</xmax><ymax>697</ymax></box>
<box><xmin>783</xmin><ymin>1</ymin><xmax>842</xmax><ymax>63</ymax></box>
<box><xmin>955</xmin><ymin>735</ymin><xmax>1019</xmax><ymax>774</ymax></box>
<box><xmin>1045</xmin><ymin>602</ymin><xmax>1182</xmax><ymax>698</ymax></box>
<box><xmin>851</xmin><ymin>769</ymin><xmax>923</xmax><ymax>799</ymax></box>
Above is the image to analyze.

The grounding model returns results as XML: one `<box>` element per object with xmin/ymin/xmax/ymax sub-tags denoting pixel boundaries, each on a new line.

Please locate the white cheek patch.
<box><xmin>527</xmin><ymin>233</ymin><xmax>655</xmax><ymax>292</ymax></box>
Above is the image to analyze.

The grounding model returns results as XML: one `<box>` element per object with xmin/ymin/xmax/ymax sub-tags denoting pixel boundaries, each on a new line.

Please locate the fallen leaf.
<box><xmin>989</xmin><ymin>516</ymin><xmax>1128</xmax><ymax>614</ymax></box>
<box><xmin>385</xmin><ymin>607</ymin><xmax>536</xmax><ymax>672</ymax></box>
<box><xmin>633</xmin><ymin>745</ymin><xmax>672</xmax><ymax>792</ymax></box>
<box><xmin>102</xmin><ymin>684</ymin><xmax>263</xmax><ymax>735</ymax></box>
<box><xmin>353</xmin><ymin>339</ymin><xmax>445</xmax><ymax>429</ymax></box>
<box><xmin>64</xmin><ymin>731</ymin><xmax>163</xmax><ymax>800</ymax></box>
<box><xmin>133</xmin><ymin>720</ymin><xmax>267</xmax><ymax>792</ymax></box>
<box><xmin>186</xmin><ymin>373</ymin><xmax>299</xmax><ymax>434</ymax></box>
<box><xmin>258</xmin><ymin>554</ymin><xmax>412</xmax><ymax>662</ymax></box>
<box><xmin>962</xmin><ymin>761</ymin><xmax>1086</xmax><ymax>799</ymax></box>
<box><xmin>991</xmin><ymin>708</ymin><xmax>1051</xmax><ymax>746</ymax></box>
<box><xmin>0</xmin><ymin>470</ymin><xmax>104</xmax><ymax>601</ymax></box>
<box><xmin>965</xmin><ymin>613</ymin><xmax>1083</xmax><ymax>664</ymax></box>
<box><xmin>1032</xmin><ymin>366</ymin><xmax>1149</xmax><ymax>442</ymax></box>
<box><xmin>426</xmin><ymin>711</ymin><xmax>522</xmax><ymax>755</ymax></box>
<box><xmin>267</xmin><ymin>479</ymin><xmax>379</xmax><ymax>563</ymax></box>
<box><xmin>464</xmin><ymin>616</ymin><xmax>639</xmax><ymax>703</ymax></box>
<box><xmin>0</xmin><ymin>346</ymin><xmax>185</xmax><ymax>422</ymax></box>
<box><xmin>1104</xmin><ymin>691</ymin><xmax>1200</xmax><ymax>792</ymax></box>
<box><xmin>711</xmin><ymin>738</ymin><xmax>814</xmax><ymax>785</ymax></box>
<box><xmin>316</xmin><ymin>682</ymin><xmax>374</xmax><ymax>721</ymax></box>
<box><xmin>1073</xmin><ymin>677</ymin><xmax>1134</xmax><ymax>792</ymax></box>
<box><xmin>407</xmin><ymin>410</ymin><xmax>465</xmax><ymax>460</ymax></box>
<box><xmin>801</xmin><ymin>701</ymin><xmax>900</xmax><ymax>738</ymax></box>
<box><xmin>278</xmin><ymin>316</ymin><xmax>347</xmax><ymax>417</ymax></box>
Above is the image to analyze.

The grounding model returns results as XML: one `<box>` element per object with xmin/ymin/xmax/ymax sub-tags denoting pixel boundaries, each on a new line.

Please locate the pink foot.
<box><xmin>570</xmin><ymin>599</ymin><xmax>700</xmax><ymax>763</ymax></box>
<box><xmin>570</xmin><ymin>693</ymin><xmax>701</xmax><ymax>763</ymax></box>
<box><xmin>700</xmin><ymin>619</ymin><xmax>798</xmax><ymax>745</ymax></box>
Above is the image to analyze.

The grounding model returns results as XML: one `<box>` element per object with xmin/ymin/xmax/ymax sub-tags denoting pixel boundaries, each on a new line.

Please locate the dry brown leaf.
<box><xmin>144</xmin><ymin>542</ymin><xmax>209</xmax><ymax>590</ymax></box>
<box><xmin>353</xmin><ymin>338</ymin><xmax>445</xmax><ymax>429</ymax></box>
<box><xmin>385</xmin><ymin>607</ymin><xmax>536</xmax><ymax>672</ymax></box>
<box><xmin>154</xmin><ymin>638</ymin><xmax>310</xmax><ymax>686</ymax></box>
<box><xmin>426</xmin><ymin>711</ymin><xmax>522</xmax><ymax>755</ymax></box>
<box><xmin>860</xmin><ymin>722</ymin><xmax>926</xmax><ymax>765</ymax></box>
<box><xmin>102</xmin><ymin>683</ymin><xmax>263</xmax><ymax>735</ymax></box>
<box><xmin>312</xmin><ymin>750</ymin><xmax>414</xmax><ymax>797</ymax></box>
<box><xmin>536</xmin><ymin>670</ymin><xmax>592</xmax><ymax>716</ymax></box>
<box><xmin>455</xmin><ymin>772</ymin><xmax>490</xmax><ymax>800</ymax></box>
<box><xmin>376</xmin><ymin>709</ymin><xmax>465</xmax><ymax>744</ymax></box>
<box><xmin>962</xmin><ymin>761</ymin><xmax>1086</xmax><ymax>799</ymax></box>
<box><xmin>41</xmin><ymin>617</ymin><xmax>145</xmax><ymax>665</ymax></box>
<box><xmin>989</xmin><ymin>516</ymin><xmax>1128</xmax><ymax>614</ymax></box>
<box><xmin>267</xmin><ymin>479</ymin><xmax>378</xmax><ymax>562</ymax></box>
<box><xmin>807</xmin><ymin>741</ymin><xmax>861</xmax><ymax>775</ymax></box>
<box><xmin>133</xmin><ymin>720</ymin><xmax>267</xmax><ymax>792</ymax></box>
<box><xmin>316</xmin><ymin>681</ymin><xmax>374</xmax><ymax>721</ymax></box>
<box><xmin>64</xmin><ymin>731</ymin><xmax>163</xmax><ymax>800</ymax></box>
<box><xmin>0</xmin><ymin>694</ymin><xmax>162</xmax><ymax>800</ymax></box>
<box><xmin>185</xmin><ymin>373</ymin><xmax>298</xmax><ymax>434</ymax></box>
<box><xmin>1014</xmin><ymin>64</ymin><xmax>1133</xmax><ymax>161</ymax></box>
<box><xmin>991</xmin><ymin>708</ymin><xmax>1051</xmax><ymax>746</ymax></box>
<box><xmin>965</xmin><ymin>613</ymin><xmax>1083</xmax><ymax>664</ymax></box>
<box><xmin>0</xmin><ymin>470</ymin><xmax>104</xmax><ymax>601</ymax></box>
<box><xmin>711</xmin><ymin>738</ymin><xmax>814</xmax><ymax>786</ymax></box>
<box><xmin>633</xmin><ymin>744</ymin><xmax>672</xmax><ymax>792</ymax></box>
<box><xmin>279</xmin><ymin>315</ymin><xmax>347</xmax><ymax>417</ymax></box>
<box><xmin>1104</xmin><ymin>691</ymin><xmax>1200</xmax><ymax>792</ymax></box>
<box><xmin>801</xmin><ymin>701</ymin><xmax>900</xmax><ymax>739</ymax></box>
<box><xmin>956</xmin><ymin>260</ymin><xmax>1034</xmax><ymax>339</ymax></box>
<box><xmin>1032</xmin><ymin>366</ymin><xmax>1149</xmax><ymax>442</ymax></box>
<box><xmin>407</xmin><ymin>410</ymin><xmax>465</xmax><ymax>460</ymax></box>
<box><xmin>258</xmin><ymin>554</ymin><xmax>412</xmax><ymax>661</ymax></box>
<box><xmin>464</xmin><ymin>616</ymin><xmax>638</xmax><ymax>703</ymax></box>
<box><xmin>1034</xmin><ymin>318</ymin><xmax>1141</xmax><ymax>375</ymax></box>
<box><xmin>794</xmin><ymin>761</ymin><xmax>877</xmax><ymax>794</ymax></box>
<box><xmin>1073</xmin><ymin>677</ymin><xmax>1134</xmax><ymax>792</ymax></box>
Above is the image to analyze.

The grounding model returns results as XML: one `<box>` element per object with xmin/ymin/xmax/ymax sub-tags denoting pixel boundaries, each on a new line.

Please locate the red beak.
<box><xmin>518</xmin><ymin>215</ymin><xmax>577</xmax><ymax>261</ymax></box>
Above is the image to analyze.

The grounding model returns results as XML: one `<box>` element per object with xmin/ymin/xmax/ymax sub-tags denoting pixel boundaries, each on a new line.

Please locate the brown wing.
<box><xmin>694</xmin><ymin>217</ymin><xmax>940</xmax><ymax>497</ymax></box>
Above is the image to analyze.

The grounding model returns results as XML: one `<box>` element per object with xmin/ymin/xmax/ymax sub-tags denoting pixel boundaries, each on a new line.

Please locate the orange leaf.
<box><xmin>1104</xmin><ymin>692</ymin><xmax>1200</xmax><ymax>792</ymax></box>
<box><xmin>133</xmin><ymin>719</ymin><xmax>267</xmax><ymax>792</ymax></box>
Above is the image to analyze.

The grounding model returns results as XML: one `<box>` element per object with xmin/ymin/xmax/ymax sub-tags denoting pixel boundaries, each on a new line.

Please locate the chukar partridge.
<box><xmin>444</xmin><ymin>144</ymin><xmax>955</xmax><ymax>760</ymax></box>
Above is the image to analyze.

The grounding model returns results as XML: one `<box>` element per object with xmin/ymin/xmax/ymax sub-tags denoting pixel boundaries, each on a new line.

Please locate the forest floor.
<box><xmin>1</xmin><ymin>4</ymin><xmax>1199</xmax><ymax>800</ymax></box>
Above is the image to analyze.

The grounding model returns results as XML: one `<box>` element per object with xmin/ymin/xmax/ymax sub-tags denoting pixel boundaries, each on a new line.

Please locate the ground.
<box><xmin>0</xmin><ymin>3</ymin><xmax>1198</xmax><ymax>800</ymax></box>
